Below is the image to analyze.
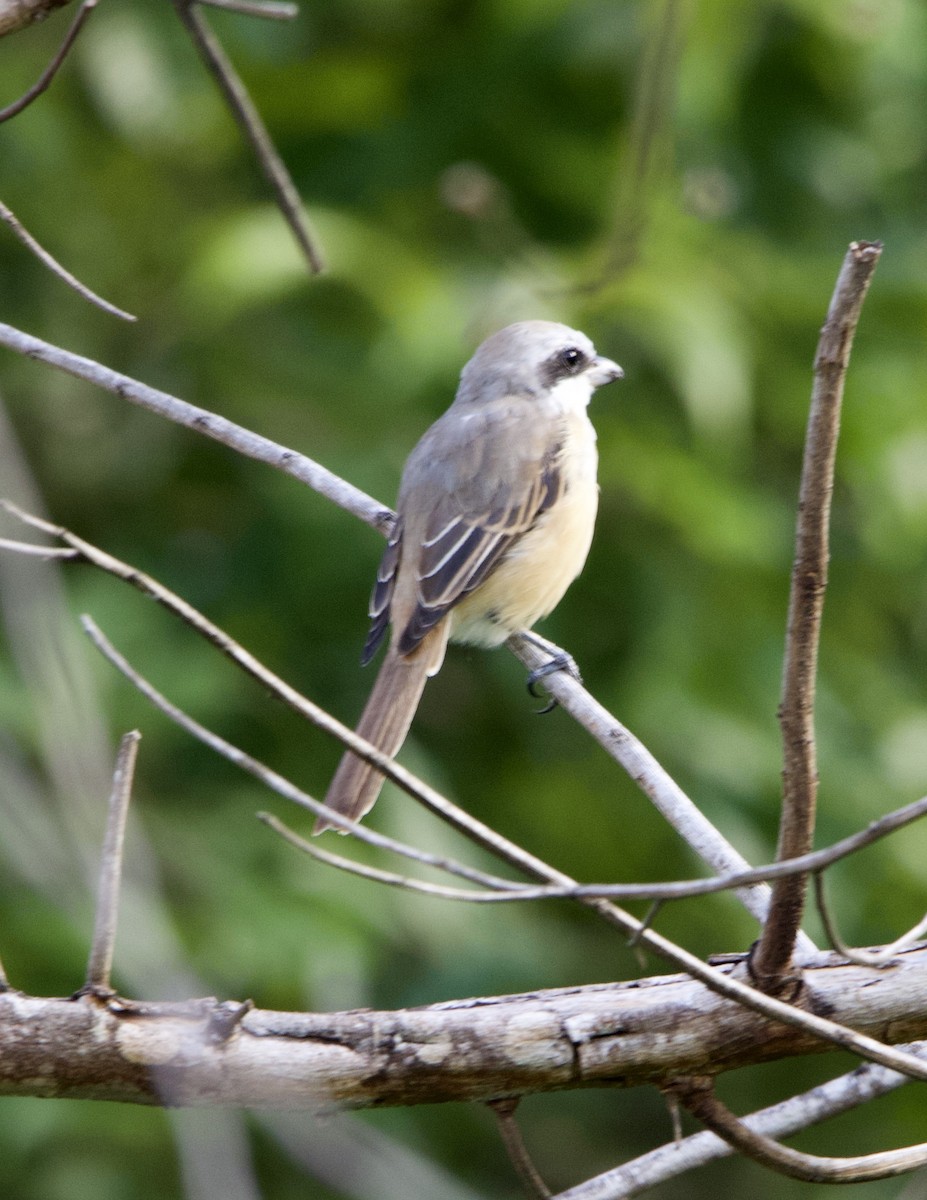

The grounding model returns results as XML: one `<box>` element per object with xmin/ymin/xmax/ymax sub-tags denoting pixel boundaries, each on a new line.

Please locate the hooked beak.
<box><xmin>588</xmin><ymin>356</ymin><xmax>624</xmax><ymax>389</ymax></box>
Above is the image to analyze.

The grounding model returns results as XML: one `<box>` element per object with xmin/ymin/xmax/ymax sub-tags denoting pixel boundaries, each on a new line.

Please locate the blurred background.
<box><xmin>1</xmin><ymin>0</ymin><xmax>927</xmax><ymax>1196</ymax></box>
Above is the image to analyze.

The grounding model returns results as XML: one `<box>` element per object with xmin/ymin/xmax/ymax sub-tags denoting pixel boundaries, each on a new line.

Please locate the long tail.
<box><xmin>314</xmin><ymin>631</ymin><xmax>445</xmax><ymax>834</ymax></box>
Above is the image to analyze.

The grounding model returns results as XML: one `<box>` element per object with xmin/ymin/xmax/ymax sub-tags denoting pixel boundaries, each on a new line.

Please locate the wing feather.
<box><xmin>361</xmin><ymin>519</ymin><xmax>402</xmax><ymax>665</ymax></box>
<box><xmin>364</xmin><ymin>399</ymin><xmax>567</xmax><ymax>660</ymax></box>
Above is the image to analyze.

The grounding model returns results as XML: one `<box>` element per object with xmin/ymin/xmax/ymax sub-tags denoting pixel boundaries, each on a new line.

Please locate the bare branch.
<box><xmin>814</xmin><ymin>872</ymin><xmax>927</xmax><ymax>968</ymax></box>
<box><xmin>488</xmin><ymin>1098</ymin><xmax>551</xmax><ymax>1199</ymax></box>
<box><xmin>197</xmin><ymin>0</ymin><xmax>298</xmax><ymax>18</ymax></box>
<box><xmin>78</xmin><ymin>614</ymin><xmax>530</xmax><ymax>894</ymax></box>
<box><xmin>261</xmin><ymin>797</ymin><xmax>927</xmax><ymax>908</ymax></box>
<box><xmin>0</xmin><ymin>0</ymin><xmax>71</xmax><ymax>38</ymax></box>
<box><xmin>509</xmin><ymin>630</ymin><xmax>811</xmax><ymax>948</ymax></box>
<box><xmin>3</xmin><ymin>965</ymin><xmax>927</xmax><ymax>1111</ymax></box>
<box><xmin>0</xmin><ymin>535</ymin><xmax>77</xmax><ymax>558</ymax></box>
<box><xmin>6</xmin><ymin>500</ymin><xmax>926</xmax><ymax>917</ymax></box>
<box><xmin>170</xmin><ymin>0</ymin><xmax>325</xmax><ymax>274</ymax></box>
<box><xmin>675</xmin><ymin>1076</ymin><xmax>927</xmax><ymax>1184</ymax></box>
<box><xmin>259</xmin><ymin>812</ymin><xmax>518</xmax><ymax>899</ymax></box>
<box><xmin>0</xmin><ymin>201</ymin><xmax>136</xmax><ymax>321</ymax></box>
<box><xmin>0</xmin><ymin>325</ymin><xmax>389</xmax><ymax>533</ymax></box>
<box><xmin>77</xmin><ymin>618</ymin><xmax>927</xmax><ymax>1081</ymax></box>
<box><xmin>556</xmin><ymin>1047</ymin><xmax>927</xmax><ymax>1198</ymax></box>
<box><xmin>751</xmin><ymin>240</ymin><xmax>883</xmax><ymax>990</ymax></box>
<box><xmin>83</xmin><ymin>731</ymin><xmax>140</xmax><ymax>994</ymax></box>
<box><xmin>600</xmin><ymin>0</ymin><xmax>687</xmax><ymax>280</ymax></box>
<box><xmin>0</xmin><ymin>0</ymin><xmax>94</xmax><ymax>117</ymax></box>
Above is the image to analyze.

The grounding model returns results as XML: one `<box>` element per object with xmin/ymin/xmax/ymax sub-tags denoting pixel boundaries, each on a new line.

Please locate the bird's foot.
<box><xmin>526</xmin><ymin>649</ymin><xmax>581</xmax><ymax>714</ymax></box>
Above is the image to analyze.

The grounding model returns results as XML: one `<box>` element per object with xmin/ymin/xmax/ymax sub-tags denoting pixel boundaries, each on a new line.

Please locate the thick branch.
<box><xmin>2</xmin><ymin>947</ymin><xmax>926</xmax><ymax>1110</ymax></box>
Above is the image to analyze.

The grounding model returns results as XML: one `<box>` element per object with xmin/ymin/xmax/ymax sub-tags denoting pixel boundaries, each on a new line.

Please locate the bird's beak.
<box><xmin>588</xmin><ymin>356</ymin><xmax>624</xmax><ymax>388</ymax></box>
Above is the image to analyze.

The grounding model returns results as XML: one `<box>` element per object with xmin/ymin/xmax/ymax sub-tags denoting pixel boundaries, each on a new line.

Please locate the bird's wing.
<box><xmin>363</xmin><ymin>399</ymin><xmax>564</xmax><ymax>658</ymax></box>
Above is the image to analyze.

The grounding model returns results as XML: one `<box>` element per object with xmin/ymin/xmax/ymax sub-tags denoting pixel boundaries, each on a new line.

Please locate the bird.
<box><xmin>314</xmin><ymin>319</ymin><xmax>623</xmax><ymax>833</ymax></box>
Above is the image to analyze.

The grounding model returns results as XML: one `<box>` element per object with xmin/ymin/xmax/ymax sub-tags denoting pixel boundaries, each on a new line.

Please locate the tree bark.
<box><xmin>3</xmin><ymin>945</ymin><xmax>926</xmax><ymax>1111</ymax></box>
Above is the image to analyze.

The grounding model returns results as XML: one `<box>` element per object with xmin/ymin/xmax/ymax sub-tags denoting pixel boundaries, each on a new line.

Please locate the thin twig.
<box><xmin>675</xmin><ymin>1076</ymin><xmax>927</xmax><ymax>1184</ymax></box>
<box><xmin>260</xmin><ymin>814</ymin><xmax>522</xmax><ymax>895</ymax></box>
<box><xmin>0</xmin><ymin>0</ymin><xmax>83</xmax><ymax>67</ymax></box>
<box><xmin>78</xmin><ymin>620</ymin><xmax>927</xmax><ymax>1083</ymax></box>
<box><xmin>0</xmin><ymin>325</ymin><xmax>388</xmax><ymax>533</ymax></box>
<box><xmin>0</xmin><ymin>0</ymin><xmax>94</xmax><ymax>121</ymax></box>
<box><xmin>78</xmin><ymin>615</ymin><xmax>526</xmax><ymax>893</ymax></box>
<box><xmin>0</xmin><ymin>536</ymin><xmax>77</xmax><ymax>559</ymax></box>
<box><xmin>5</xmin><ymin>516</ymin><xmax>926</xmax><ymax>914</ymax></box>
<box><xmin>751</xmin><ymin>240</ymin><xmax>883</xmax><ymax>991</ymax></box>
<box><xmin>488</xmin><ymin>1098</ymin><xmax>551</xmax><ymax>1199</ymax></box>
<box><xmin>197</xmin><ymin>0</ymin><xmax>298</xmax><ymax>18</ymax></box>
<box><xmin>0</xmin><ymin>323</ymin><xmax>804</xmax><ymax>938</ymax></box>
<box><xmin>1</xmin><ymin>502</ymin><xmax>786</xmax><ymax>917</ymax></box>
<box><xmin>554</xmin><ymin>1047</ymin><xmax>927</xmax><ymax>1198</ymax></box>
<box><xmin>83</xmin><ymin>731</ymin><xmax>140</xmax><ymax>994</ymax></box>
<box><xmin>0</xmin><ymin>502</ymin><xmax>556</xmax><ymax>886</ymax></box>
<box><xmin>259</xmin><ymin>813</ymin><xmax>512</xmax><ymax>899</ymax></box>
<box><xmin>0</xmin><ymin>201</ymin><xmax>136</xmax><ymax>321</ymax></box>
<box><xmin>268</xmin><ymin>794</ymin><xmax>927</xmax><ymax>908</ymax></box>
<box><xmin>814</xmin><ymin>873</ymin><xmax>927</xmax><ymax>967</ymax></box>
<box><xmin>600</xmin><ymin>0</ymin><xmax>687</xmax><ymax>280</ymax></box>
<box><xmin>509</xmin><ymin>631</ymin><xmax>809</xmax><ymax>947</ymax></box>
<box><xmin>170</xmin><ymin>0</ymin><xmax>325</xmax><ymax>274</ymax></box>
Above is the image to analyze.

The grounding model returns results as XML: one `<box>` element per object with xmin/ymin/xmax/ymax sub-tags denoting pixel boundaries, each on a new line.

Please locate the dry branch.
<box><xmin>2</xmin><ymin>948</ymin><xmax>926</xmax><ymax>1110</ymax></box>
<box><xmin>0</xmin><ymin>200</ymin><xmax>135</xmax><ymax>320</ymax></box>
<box><xmin>83</xmin><ymin>732</ymin><xmax>140</xmax><ymax>994</ymax></box>
<box><xmin>676</xmin><ymin>1076</ymin><xmax>927</xmax><ymax>1183</ymax></box>
<box><xmin>0</xmin><ymin>0</ymin><xmax>94</xmax><ymax>118</ymax></box>
<box><xmin>0</xmin><ymin>0</ymin><xmax>70</xmax><ymax>38</ymax></box>
<box><xmin>556</xmin><ymin>1044</ymin><xmax>927</xmax><ymax>1198</ymax></box>
<box><xmin>752</xmin><ymin>241</ymin><xmax>883</xmax><ymax>988</ymax></box>
<box><xmin>0</xmin><ymin>323</ymin><xmax>388</xmax><ymax>532</ymax></box>
<box><xmin>170</xmin><ymin>0</ymin><xmax>325</xmax><ymax>274</ymax></box>
<box><xmin>71</xmin><ymin>618</ymin><xmax>927</xmax><ymax>1084</ymax></box>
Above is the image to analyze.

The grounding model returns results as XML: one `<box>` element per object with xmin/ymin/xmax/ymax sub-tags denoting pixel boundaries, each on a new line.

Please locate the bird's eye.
<box><xmin>557</xmin><ymin>346</ymin><xmax>586</xmax><ymax>373</ymax></box>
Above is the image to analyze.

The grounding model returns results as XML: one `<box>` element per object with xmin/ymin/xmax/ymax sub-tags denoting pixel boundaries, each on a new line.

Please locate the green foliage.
<box><xmin>1</xmin><ymin>0</ymin><xmax>926</xmax><ymax>1196</ymax></box>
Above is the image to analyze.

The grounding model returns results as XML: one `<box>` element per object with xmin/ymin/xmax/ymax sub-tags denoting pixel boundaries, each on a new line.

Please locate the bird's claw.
<box><xmin>526</xmin><ymin>652</ymin><xmax>581</xmax><ymax>714</ymax></box>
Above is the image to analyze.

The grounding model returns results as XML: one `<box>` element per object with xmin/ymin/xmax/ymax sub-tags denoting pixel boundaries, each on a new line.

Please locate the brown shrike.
<box><xmin>315</xmin><ymin>320</ymin><xmax>623</xmax><ymax>833</ymax></box>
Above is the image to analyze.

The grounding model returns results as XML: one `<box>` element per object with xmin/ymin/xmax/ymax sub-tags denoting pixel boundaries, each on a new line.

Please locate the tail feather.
<box><xmin>314</xmin><ymin>635</ymin><xmax>441</xmax><ymax>834</ymax></box>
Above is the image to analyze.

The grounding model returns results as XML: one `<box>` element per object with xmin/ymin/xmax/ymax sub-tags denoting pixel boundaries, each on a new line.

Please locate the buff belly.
<box><xmin>449</xmin><ymin>415</ymin><xmax>599</xmax><ymax>649</ymax></box>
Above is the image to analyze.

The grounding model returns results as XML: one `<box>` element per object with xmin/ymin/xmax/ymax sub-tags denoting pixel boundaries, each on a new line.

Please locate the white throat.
<box><xmin>542</xmin><ymin>373</ymin><xmax>597</xmax><ymax>418</ymax></box>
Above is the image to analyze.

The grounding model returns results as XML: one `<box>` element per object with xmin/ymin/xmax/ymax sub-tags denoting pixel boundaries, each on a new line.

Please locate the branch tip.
<box><xmin>84</xmin><ymin>731</ymin><xmax>141</xmax><ymax>992</ymax></box>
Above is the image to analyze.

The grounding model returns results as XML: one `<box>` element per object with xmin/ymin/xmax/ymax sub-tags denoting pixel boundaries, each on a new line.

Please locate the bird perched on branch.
<box><xmin>315</xmin><ymin>320</ymin><xmax>623</xmax><ymax>833</ymax></box>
